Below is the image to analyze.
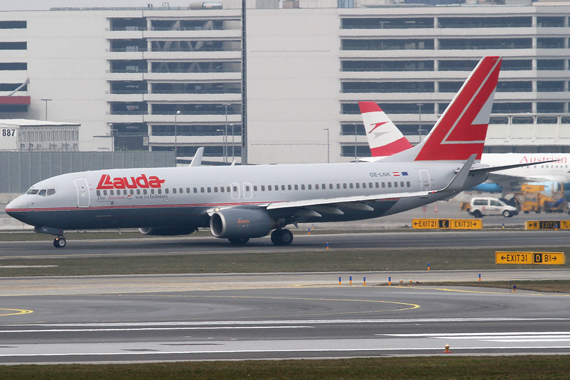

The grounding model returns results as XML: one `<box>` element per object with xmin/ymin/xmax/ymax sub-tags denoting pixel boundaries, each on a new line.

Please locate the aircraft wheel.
<box><xmin>271</xmin><ymin>230</ymin><xmax>280</xmax><ymax>245</ymax></box>
<box><xmin>271</xmin><ymin>229</ymin><xmax>293</xmax><ymax>246</ymax></box>
<box><xmin>228</xmin><ymin>237</ymin><xmax>249</xmax><ymax>245</ymax></box>
<box><xmin>279</xmin><ymin>229</ymin><xmax>293</xmax><ymax>246</ymax></box>
<box><xmin>53</xmin><ymin>237</ymin><xmax>66</xmax><ymax>248</ymax></box>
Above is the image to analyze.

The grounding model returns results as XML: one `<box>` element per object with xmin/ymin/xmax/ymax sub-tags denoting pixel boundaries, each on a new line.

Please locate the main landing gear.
<box><xmin>271</xmin><ymin>229</ymin><xmax>293</xmax><ymax>246</ymax></box>
<box><xmin>53</xmin><ymin>236</ymin><xmax>66</xmax><ymax>248</ymax></box>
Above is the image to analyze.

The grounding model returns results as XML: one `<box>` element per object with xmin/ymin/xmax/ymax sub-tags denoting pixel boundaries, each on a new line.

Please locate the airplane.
<box><xmin>7</xmin><ymin>56</ymin><xmax>520</xmax><ymax>248</ymax></box>
<box><xmin>359</xmin><ymin>103</ymin><xmax>570</xmax><ymax>192</ymax></box>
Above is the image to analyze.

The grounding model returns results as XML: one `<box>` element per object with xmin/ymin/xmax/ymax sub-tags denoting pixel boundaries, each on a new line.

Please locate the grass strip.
<box><xmin>0</xmin><ymin>356</ymin><xmax>569</xmax><ymax>380</ymax></box>
<box><xmin>0</xmin><ymin>247</ymin><xmax>567</xmax><ymax>277</ymax></box>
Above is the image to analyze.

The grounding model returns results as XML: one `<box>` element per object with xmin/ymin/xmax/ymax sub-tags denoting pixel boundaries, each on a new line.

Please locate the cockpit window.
<box><xmin>47</xmin><ymin>189</ymin><xmax>56</xmax><ymax>196</ymax></box>
<box><xmin>26</xmin><ymin>189</ymin><xmax>39</xmax><ymax>195</ymax></box>
<box><xmin>38</xmin><ymin>189</ymin><xmax>47</xmax><ymax>196</ymax></box>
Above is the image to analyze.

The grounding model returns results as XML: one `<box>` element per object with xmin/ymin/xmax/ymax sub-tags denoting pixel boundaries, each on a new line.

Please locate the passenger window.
<box><xmin>288</xmin><ymin>185</ymin><xmax>292</xmax><ymax>190</ymax></box>
<box><xmin>281</xmin><ymin>185</ymin><xmax>285</xmax><ymax>190</ymax></box>
<box><xmin>394</xmin><ymin>182</ymin><xmax>398</xmax><ymax>188</ymax></box>
<box><xmin>387</xmin><ymin>182</ymin><xmax>391</xmax><ymax>188</ymax></box>
<box><xmin>294</xmin><ymin>185</ymin><xmax>299</xmax><ymax>190</ymax></box>
<box><xmin>315</xmin><ymin>184</ymin><xmax>319</xmax><ymax>190</ymax></box>
<box><xmin>400</xmin><ymin>181</ymin><xmax>404</xmax><ymax>187</ymax></box>
<box><xmin>96</xmin><ymin>190</ymin><xmax>101</xmax><ymax>196</ymax></box>
<box><xmin>362</xmin><ymin>183</ymin><xmax>366</xmax><ymax>189</ymax></box>
<box><xmin>376</xmin><ymin>182</ymin><xmax>379</xmax><ymax>188</ymax></box>
<box><xmin>227</xmin><ymin>186</ymin><xmax>231</xmax><ymax>192</ymax></box>
<box><xmin>308</xmin><ymin>184</ymin><xmax>312</xmax><ymax>190</ymax></box>
<box><xmin>349</xmin><ymin>183</ymin><xmax>353</xmax><ymax>189</ymax></box>
<box><xmin>301</xmin><ymin>184</ymin><xmax>305</xmax><ymax>190</ymax></box>
<box><xmin>355</xmin><ymin>183</ymin><xmax>360</xmax><ymax>189</ymax></box>
<box><xmin>151</xmin><ymin>189</ymin><xmax>155</xmax><ymax>194</ymax></box>
<box><xmin>193</xmin><ymin>188</ymin><xmax>197</xmax><ymax>193</ymax></box>
<box><xmin>275</xmin><ymin>185</ymin><xmax>279</xmax><ymax>191</ymax></box>
<box><xmin>123</xmin><ymin>190</ymin><xmax>127</xmax><ymax>195</ymax></box>
<box><xmin>245</xmin><ymin>186</ymin><xmax>250</xmax><ymax>192</ymax></box>
<box><xmin>38</xmin><ymin>189</ymin><xmax>46</xmax><ymax>196</ymax></box>
<box><xmin>208</xmin><ymin>187</ymin><xmax>212</xmax><ymax>193</ymax></box>
<box><xmin>201</xmin><ymin>187</ymin><xmax>205</xmax><ymax>193</ymax></box>
<box><xmin>179</xmin><ymin>188</ymin><xmax>183</xmax><ymax>193</ymax></box>
<box><xmin>215</xmin><ymin>187</ymin><xmax>219</xmax><ymax>192</ymax></box>
<box><xmin>233</xmin><ymin>186</ymin><xmax>238</xmax><ymax>192</ymax></box>
<box><xmin>337</xmin><ymin>184</ymin><xmax>341</xmax><ymax>189</ymax></box>
<box><xmin>220</xmin><ymin>187</ymin><xmax>224</xmax><ymax>193</ymax></box>
<box><xmin>261</xmin><ymin>185</ymin><xmax>265</xmax><ymax>191</ymax></box>
<box><xmin>130</xmin><ymin>190</ymin><xmax>134</xmax><ymax>195</ymax></box>
<box><xmin>407</xmin><ymin>181</ymin><xmax>410</xmax><ymax>187</ymax></box>
<box><xmin>143</xmin><ymin>189</ymin><xmax>147</xmax><ymax>194</ymax></box>
<box><xmin>104</xmin><ymin>190</ymin><xmax>108</xmax><ymax>195</ymax></box>
<box><xmin>268</xmin><ymin>185</ymin><xmax>272</xmax><ymax>191</ymax></box>
<box><xmin>47</xmin><ymin>189</ymin><xmax>56</xmax><ymax>196</ymax></box>
<box><xmin>158</xmin><ymin>189</ymin><xmax>162</xmax><ymax>194</ymax></box>
<box><xmin>343</xmin><ymin>183</ymin><xmax>347</xmax><ymax>189</ymax></box>
<box><xmin>136</xmin><ymin>189</ymin><xmax>140</xmax><ymax>195</ymax></box>
<box><xmin>171</xmin><ymin>188</ymin><xmax>175</xmax><ymax>194</ymax></box>
<box><xmin>329</xmin><ymin>184</ymin><xmax>333</xmax><ymax>190</ymax></box>
<box><xmin>186</xmin><ymin>188</ymin><xmax>190</xmax><ymax>193</ymax></box>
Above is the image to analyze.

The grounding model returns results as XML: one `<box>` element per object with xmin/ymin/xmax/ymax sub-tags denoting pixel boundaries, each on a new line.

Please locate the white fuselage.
<box><xmin>5</xmin><ymin>160</ymin><xmax>479</xmax><ymax>232</ymax></box>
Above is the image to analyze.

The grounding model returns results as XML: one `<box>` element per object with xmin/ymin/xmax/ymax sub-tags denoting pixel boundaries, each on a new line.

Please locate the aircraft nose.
<box><xmin>5</xmin><ymin>195</ymin><xmax>28</xmax><ymax>216</ymax></box>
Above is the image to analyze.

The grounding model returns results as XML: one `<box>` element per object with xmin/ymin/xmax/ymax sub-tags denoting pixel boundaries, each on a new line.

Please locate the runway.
<box><xmin>1</xmin><ymin>229</ymin><xmax>570</xmax><ymax>259</ymax></box>
<box><xmin>1</xmin><ymin>273</ymin><xmax>570</xmax><ymax>363</ymax></box>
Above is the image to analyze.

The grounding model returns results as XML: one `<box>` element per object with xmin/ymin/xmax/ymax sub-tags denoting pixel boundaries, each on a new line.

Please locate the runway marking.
<box><xmin>0</xmin><ymin>326</ymin><xmax>313</xmax><ymax>333</ymax></box>
<box><xmin>381</xmin><ymin>332</ymin><xmax>570</xmax><ymax>343</ymax></box>
<box><xmin>6</xmin><ymin>317</ymin><xmax>570</xmax><ymax>328</ymax></box>
<box><xmin>0</xmin><ymin>309</ymin><xmax>33</xmax><ymax>317</ymax></box>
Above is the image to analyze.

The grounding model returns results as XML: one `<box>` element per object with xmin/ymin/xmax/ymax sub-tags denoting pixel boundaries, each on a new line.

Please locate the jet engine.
<box><xmin>210</xmin><ymin>208</ymin><xmax>274</xmax><ymax>239</ymax></box>
<box><xmin>138</xmin><ymin>226</ymin><xmax>197</xmax><ymax>236</ymax></box>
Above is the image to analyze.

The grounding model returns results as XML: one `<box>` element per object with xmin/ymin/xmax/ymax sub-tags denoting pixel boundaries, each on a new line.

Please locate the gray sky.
<box><xmin>0</xmin><ymin>0</ymin><xmax>192</xmax><ymax>11</ymax></box>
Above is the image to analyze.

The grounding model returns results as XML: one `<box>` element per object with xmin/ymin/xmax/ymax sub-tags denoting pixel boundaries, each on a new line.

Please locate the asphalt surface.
<box><xmin>1</xmin><ymin>280</ymin><xmax>569</xmax><ymax>363</ymax></box>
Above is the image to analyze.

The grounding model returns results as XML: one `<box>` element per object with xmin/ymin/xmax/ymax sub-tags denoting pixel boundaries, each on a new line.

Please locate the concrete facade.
<box><xmin>1</xmin><ymin>3</ymin><xmax>570</xmax><ymax>164</ymax></box>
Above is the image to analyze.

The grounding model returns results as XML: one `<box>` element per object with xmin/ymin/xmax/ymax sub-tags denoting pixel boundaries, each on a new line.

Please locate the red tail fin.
<box><xmin>414</xmin><ymin>56</ymin><xmax>502</xmax><ymax>161</ymax></box>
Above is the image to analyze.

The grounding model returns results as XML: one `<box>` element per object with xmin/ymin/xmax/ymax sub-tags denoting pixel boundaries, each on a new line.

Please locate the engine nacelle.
<box><xmin>138</xmin><ymin>226</ymin><xmax>196</xmax><ymax>236</ymax></box>
<box><xmin>210</xmin><ymin>208</ymin><xmax>274</xmax><ymax>239</ymax></box>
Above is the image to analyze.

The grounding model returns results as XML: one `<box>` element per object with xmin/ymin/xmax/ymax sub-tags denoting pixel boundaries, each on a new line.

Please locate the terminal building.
<box><xmin>1</xmin><ymin>0</ymin><xmax>570</xmax><ymax>164</ymax></box>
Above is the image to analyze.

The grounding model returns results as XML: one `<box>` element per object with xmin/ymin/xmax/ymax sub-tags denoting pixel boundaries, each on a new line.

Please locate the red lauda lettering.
<box><xmin>96</xmin><ymin>174</ymin><xmax>165</xmax><ymax>190</ymax></box>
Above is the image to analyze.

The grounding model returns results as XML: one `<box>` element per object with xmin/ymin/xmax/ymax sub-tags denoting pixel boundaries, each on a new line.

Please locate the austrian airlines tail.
<box><xmin>359</xmin><ymin>102</ymin><xmax>413</xmax><ymax>157</ymax></box>
<box><xmin>382</xmin><ymin>56</ymin><xmax>502</xmax><ymax>162</ymax></box>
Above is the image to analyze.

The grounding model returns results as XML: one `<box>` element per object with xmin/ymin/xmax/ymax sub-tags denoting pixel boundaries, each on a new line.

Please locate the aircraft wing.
<box><xmin>266</xmin><ymin>155</ymin><xmax>476</xmax><ymax>213</ymax></box>
<box><xmin>265</xmin><ymin>189</ymin><xmax>430</xmax><ymax>212</ymax></box>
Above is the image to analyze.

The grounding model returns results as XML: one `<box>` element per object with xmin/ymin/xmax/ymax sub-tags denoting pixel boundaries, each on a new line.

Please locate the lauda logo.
<box><xmin>97</xmin><ymin>174</ymin><xmax>165</xmax><ymax>190</ymax></box>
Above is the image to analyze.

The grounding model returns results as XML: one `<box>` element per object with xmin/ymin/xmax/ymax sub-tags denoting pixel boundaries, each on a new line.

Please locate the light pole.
<box><xmin>223</xmin><ymin>103</ymin><xmax>230</xmax><ymax>163</ymax></box>
<box><xmin>323</xmin><ymin>128</ymin><xmax>329</xmax><ymax>163</ymax></box>
<box><xmin>230</xmin><ymin>124</ymin><xmax>235</xmax><ymax>162</ymax></box>
<box><xmin>354</xmin><ymin>123</ymin><xmax>358</xmax><ymax>162</ymax></box>
<box><xmin>41</xmin><ymin>98</ymin><xmax>52</xmax><ymax>121</ymax></box>
<box><xmin>174</xmin><ymin>110</ymin><xmax>180</xmax><ymax>155</ymax></box>
<box><xmin>417</xmin><ymin>103</ymin><xmax>423</xmax><ymax>143</ymax></box>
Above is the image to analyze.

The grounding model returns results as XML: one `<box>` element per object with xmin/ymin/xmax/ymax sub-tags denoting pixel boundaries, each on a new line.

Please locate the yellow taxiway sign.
<box><xmin>412</xmin><ymin>219</ymin><xmax>482</xmax><ymax>230</ymax></box>
<box><xmin>495</xmin><ymin>251</ymin><xmax>566</xmax><ymax>265</ymax></box>
<box><xmin>525</xmin><ymin>221</ymin><xmax>570</xmax><ymax>230</ymax></box>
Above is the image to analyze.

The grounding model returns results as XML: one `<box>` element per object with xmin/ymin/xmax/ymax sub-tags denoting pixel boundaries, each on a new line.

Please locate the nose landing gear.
<box><xmin>53</xmin><ymin>236</ymin><xmax>67</xmax><ymax>248</ymax></box>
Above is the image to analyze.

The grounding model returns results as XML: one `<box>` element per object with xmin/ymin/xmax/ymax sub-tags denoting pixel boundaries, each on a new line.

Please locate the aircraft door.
<box><xmin>419</xmin><ymin>170</ymin><xmax>430</xmax><ymax>191</ymax></box>
<box><xmin>231</xmin><ymin>182</ymin><xmax>240</xmax><ymax>200</ymax></box>
<box><xmin>243</xmin><ymin>182</ymin><xmax>253</xmax><ymax>199</ymax></box>
<box><xmin>73</xmin><ymin>179</ymin><xmax>90</xmax><ymax>208</ymax></box>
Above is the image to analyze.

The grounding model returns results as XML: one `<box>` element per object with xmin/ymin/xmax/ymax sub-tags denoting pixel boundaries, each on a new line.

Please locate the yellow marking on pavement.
<box><xmin>0</xmin><ymin>308</ymin><xmax>33</xmax><ymax>316</ymax></box>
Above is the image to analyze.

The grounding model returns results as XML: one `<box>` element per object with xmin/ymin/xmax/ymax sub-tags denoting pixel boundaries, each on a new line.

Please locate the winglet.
<box><xmin>439</xmin><ymin>154</ymin><xmax>477</xmax><ymax>192</ymax></box>
<box><xmin>189</xmin><ymin>147</ymin><xmax>204</xmax><ymax>167</ymax></box>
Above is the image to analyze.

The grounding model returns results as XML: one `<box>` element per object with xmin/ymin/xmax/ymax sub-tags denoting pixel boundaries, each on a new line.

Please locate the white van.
<box><xmin>468</xmin><ymin>197</ymin><xmax>518</xmax><ymax>218</ymax></box>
